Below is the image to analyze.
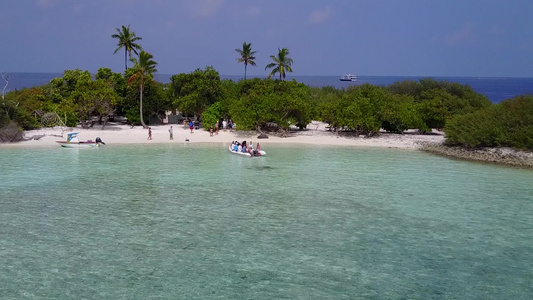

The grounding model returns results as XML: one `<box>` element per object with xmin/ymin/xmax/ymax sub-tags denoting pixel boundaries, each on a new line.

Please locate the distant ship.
<box><xmin>340</xmin><ymin>74</ymin><xmax>357</xmax><ymax>81</ymax></box>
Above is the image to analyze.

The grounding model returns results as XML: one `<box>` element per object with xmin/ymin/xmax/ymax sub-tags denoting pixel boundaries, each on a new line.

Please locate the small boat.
<box><xmin>340</xmin><ymin>74</ymin><xmax>357</xmax><ymax>81</ymax></box>
<box><xmin>56</xmin><ymin>132</ymin><xmax>104</xmax><ymax>148</ymax></box>
<box><xmin>228</xmin><ymin>145</ymin><xmax>266</xmax><ymax>157</ymax></box>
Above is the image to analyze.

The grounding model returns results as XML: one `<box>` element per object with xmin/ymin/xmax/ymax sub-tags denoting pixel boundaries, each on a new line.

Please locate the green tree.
<box><xmin>445</xmin><ymin>96</ymin><xmax>533</xmax><ymax>149</ymax></box>
<box><xmin>228</xmin><ymin>78</ymin><xmax>311</xmax><ymax>132</ymax></box>
<box><xmin>265</xmin><ymin>48</ymin><xmax>293</xmax><ymax>80</ymax></box>
<box><xmin>201</xmin><ymin>101</ymin><xmax>223</xmax><ymax>131</ymax></box>
<box><xmin>96</xmin><ymin>68</ymin><xmax>127</xmax><ymax>115</ymax></box>
<box><xmin>235</xmin><ymin>42</ymin><xmax>257</xmax><ymax>80</ymax></box>
<box><xmin>128</xmin><ymin>50</ymin><xmax>158</xmax><ymax>128</ymax></box>
<box><xmin>311</xmin><ymin>86</ymin><xmax>343</xmax><ymax>129</ymax></box>
<box><xmin>112</xmin><ymin>25</ymin><xmax>143</xmax><ymax>71</ymax></box>
<box><xmin>124</xmin><ymin>79</ymin><xmax>169</xmax><ymax>126</ymax></box>
<box><xmin>5</xmin><ymin>87</ymin><xmax>45</xmax><ymax>115</ymax></box>
<box><xmin>170</xmin><ymin>66</ymin><xmax>223</xmax><ymax>117</ymax></box>
<box><xmin>381</xmin><ymin>94</ymin><xmax>428</xmax><ymax>133</ymax></box>
<box><xmin>56</xmin><ymin>71</ymin><xmax>119</xmax><ymax>128</ymax></box>
<box><xmin>327</xmin><ymin>84</ymin><xmax>388</xmax><ymax>136</ymax></box>
<box><xmin>48</xmin><ymin>69</ymin><xmax>89</xmax><ymax>100</ymax></box>
<box><xmin>388</xmin><ymin>78</ymin><xmax>491</xmax><ymax>130</ymax></box>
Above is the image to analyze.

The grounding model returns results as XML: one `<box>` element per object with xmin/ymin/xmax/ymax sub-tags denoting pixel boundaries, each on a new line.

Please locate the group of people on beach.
<box><xmin>222</xmin><ymin>119</ymin><xmax>235</xmax><ymax>130</ymax></box>
<box><xmin>146</xmin><ymin>118</ymin><xmax>238</xmax><ymax>140</ymax></box>
<box><xmin>211</xmin><ymin>119</ymin><xmax>236</xmax><ymax>136</ymax></box>
<box><xmin>231</xmin><ymin>140</ymin><xmax>261</xmax><ymax>156</ymax></box>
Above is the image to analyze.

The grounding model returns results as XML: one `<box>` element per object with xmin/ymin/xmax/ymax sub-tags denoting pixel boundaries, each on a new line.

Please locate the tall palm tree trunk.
<box><xmin>139</xmin><ymin>85</ymin><xmax>147</xmax><ymax>128</ymax></box>
<box><xmin>124</xmin><ymin>49</ymin><xmax>128</xmax><ymax>70</ymax></box>
<box><xmin>244</xmin><ymin>64</ymin><xmax>247</xmax><ymax>80</ymax></box>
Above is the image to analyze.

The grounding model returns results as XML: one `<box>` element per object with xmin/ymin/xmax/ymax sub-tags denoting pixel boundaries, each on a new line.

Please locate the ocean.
<box><xmin>3</xmin><ymin>72</ymin><xmax>533</xmax><ymax>103</ymax></box>
<box><xmin>1</xmin><ymin>144</ymin><xmax>532</xmax><ymax>298</ymax></box>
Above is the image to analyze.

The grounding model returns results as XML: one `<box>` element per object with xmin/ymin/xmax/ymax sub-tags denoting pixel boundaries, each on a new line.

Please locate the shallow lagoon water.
<box><xmin>1</xmin><ymin>144</ymin><xmax>532</xmax><ymax>299</ymax></box>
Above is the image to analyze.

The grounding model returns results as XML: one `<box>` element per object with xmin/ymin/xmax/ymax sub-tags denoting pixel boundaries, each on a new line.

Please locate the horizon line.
<box><xmin>3</xmin><ymin>71</ymin><xmax>533</xmax><ymax>79</ymax></box>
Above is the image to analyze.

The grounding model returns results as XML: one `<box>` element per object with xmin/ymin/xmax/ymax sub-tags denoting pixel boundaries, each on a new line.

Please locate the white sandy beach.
<box><xmin>2</xmin><ymin>122</ymin><xmax>445</xmax><ymax>149</ymax></box>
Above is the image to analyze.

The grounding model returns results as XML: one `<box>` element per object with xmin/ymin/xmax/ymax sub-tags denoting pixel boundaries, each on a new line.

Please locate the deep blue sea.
<box><xmin>4</xmin><ymin>72</ymin><xmax>533</xmax><ymax>103</ymax></box>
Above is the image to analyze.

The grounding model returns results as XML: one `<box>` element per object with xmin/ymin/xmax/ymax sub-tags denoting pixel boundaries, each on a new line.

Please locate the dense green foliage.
<box><xmin>388</xmin><ymin>78</ymin><xmax>492</xmax><ymax>129</ymax></box>
<box><xmin>128</xmin><ymin>50</ymin><xmax>158</xmax><ymax>127</ymax></box>
<box><xmin>311</xmin><ymin>84</ymin><xmax>428</xmax><ymax>135</ymax></box>
<box><xmin>170</xmin><ymin>66</ymin><xmax>223</xmax><ymax>117</ymax></box>
<box><xmin>2</xmin><ymin>66</ymin><xmax>532</xmax><ymax>150</ymax></box>
<box><xmin>225</xmin><ymin>78</ymin><xmax>311</xmax><ymax>131</ymax></box>
<box><xmin>444</xmin><ymin>96</ymin><xmax>533</xmax><ymax>149</ymax></box>
<box><xmin>2</xmin><ymin>26</ymin><xmax>527</xmax><ymax>149</ymax></box>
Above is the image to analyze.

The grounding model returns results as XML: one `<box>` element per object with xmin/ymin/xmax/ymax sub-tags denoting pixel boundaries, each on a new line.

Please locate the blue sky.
<box><xmin>2</xmin><ymin>0</ymin><xmax>533</xmax><ymax>77</ymax></box>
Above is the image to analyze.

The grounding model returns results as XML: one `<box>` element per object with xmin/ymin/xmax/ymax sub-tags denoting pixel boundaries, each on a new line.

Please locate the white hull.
<box><xmin>56</xmin><ymin>132</ymin><xmax>102</xmax><ymax>148</ymax></box>
<box><xmin>340</xmin><ymin>74</ymin><xmax>357</xmax><ymax>81</ymax></box>
<box><xmin>228</xmin><ymin>146</ymin><xmax>266</xmax><ymax>157</ymax></box>
<box><xmin>57</xmin><ymin>142</ymin><xmax>100</xmax><ymax>148</ymax></box>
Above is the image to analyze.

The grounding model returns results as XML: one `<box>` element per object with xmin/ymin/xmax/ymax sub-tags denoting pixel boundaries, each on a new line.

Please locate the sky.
<box><xmin>1</xmin><ymin>0</ymin><xmax>533</xmax><ymax>77</ymax></box>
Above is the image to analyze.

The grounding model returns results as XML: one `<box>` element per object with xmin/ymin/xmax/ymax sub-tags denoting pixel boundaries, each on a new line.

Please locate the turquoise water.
<box><xmin>1</xmin><ymin>144</ymin><xmax>532</xmax><ymax>299</ymax></box>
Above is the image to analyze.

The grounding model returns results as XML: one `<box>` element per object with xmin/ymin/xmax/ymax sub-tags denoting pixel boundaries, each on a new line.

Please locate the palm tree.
<box><xmin>265</xmin><ymin>48</ymin><xmax>293</xmax><ymax>80</ymax></box>
<box><xmin>112</xmin><ymin>25</ymin><xmax>143</xmax><ymax>71</ymax></box>
<box><xmin>128</xmin><ymin>51</ymin><xmax>158</xmax><ymax>128</ymax></box>
<box><xmin>235</xmin><ymin>42</ymin><xmax>257</xmax><ymax>79</ymax></box>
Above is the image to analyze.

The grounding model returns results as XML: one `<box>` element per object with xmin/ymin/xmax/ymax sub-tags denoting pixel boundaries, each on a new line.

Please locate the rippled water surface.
<box><xmin>1</xmin><ymin>144</ymin><xmax>532</xmax><ymax>299</ymax></box>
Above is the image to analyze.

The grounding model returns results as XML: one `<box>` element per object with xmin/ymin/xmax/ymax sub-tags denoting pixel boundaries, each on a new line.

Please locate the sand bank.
<box><xmin>1</xmin><ymin>122</ymin><xmax>445</xmax><ymax>149</ymax></box>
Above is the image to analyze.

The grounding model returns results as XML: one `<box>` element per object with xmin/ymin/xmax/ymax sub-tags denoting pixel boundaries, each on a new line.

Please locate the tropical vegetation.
<box><xmin>235</xmin><ymin>42</ymin><xmax>257</xmax><ymax>80</ymax></box>
<box><xmin>128</xmin><ymin>50</ymin><xmax>158</xmax><ymax>128</ymax></box>
<box><xmin>112</xmin><ymin>25</ymin><xmax>143</xmax><ymax>71</ymax></box>
<box><xmin>444</xmin><ymin>96</ymin><xmax>533</xmax><ymax>149</ymax></box>
<box><xmin>1</xmin><ymin>30</ymin><xmax>532</xmax><ymax>151</ymax></box>
<box><xmin>265</xmin><ymin>48</ymin><xmax>293</xmax><ymax>80</ymax></box>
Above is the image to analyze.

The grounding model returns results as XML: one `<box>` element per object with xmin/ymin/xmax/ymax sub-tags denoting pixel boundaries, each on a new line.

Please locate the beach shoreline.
<box><xmin>1</xmin><ymin>122</ymin><xmax>445</xmax><ymax>150</ymax></box>
<box><xmin>3</xmin><ymin>122</ymin><xmax>533</xmax><ymax>167</ymax></box>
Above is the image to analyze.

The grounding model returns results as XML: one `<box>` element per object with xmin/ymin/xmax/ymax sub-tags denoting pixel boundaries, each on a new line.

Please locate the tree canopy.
<box><xmin>235</xmin><ymin>42</ymin><xmax>257</xmax><ymax>80</ymax></box>
<box><xmin>112</xmin><ymin>25</ymin><xmax>143</xmax><ymax>71</ymax></box>
<box><xmin>3</xmin><ymin>65</ymin><xmax>533</xmax><ymax>152</ymax></box>
<box><xmin>128</xmin><ymin>50</ymin><xmax>158</xmax><ymax>128</ymax></box>
<box><xmin>265</xmin><ymin>48</ymin><xmax>293</xmax><ymax>80</ymax></box>
<box><xmin>170</xmin><ymin>66</ymin><xmax>223</xmax><ymax>117</ymax></box>
<box><xmin>227</xmin><ymin>78</ymin><xmax>311</xmax><ymax>131</ymax></box>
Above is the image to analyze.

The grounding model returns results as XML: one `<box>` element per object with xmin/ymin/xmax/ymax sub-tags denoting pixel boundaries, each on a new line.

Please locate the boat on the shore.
<box><xmin>56</xmin><ymin>132</ymin><xmax>104</xmax><ymax>148</ymax></box>
<box><xmin>228</xmin><ymin>145</ymin><xmax>266</xmax><ymax>157</ymax></box>
<box><xmin>340</xmin><ymin>74</ymin><xmax>357</xmax><ymax>81</ymax></box>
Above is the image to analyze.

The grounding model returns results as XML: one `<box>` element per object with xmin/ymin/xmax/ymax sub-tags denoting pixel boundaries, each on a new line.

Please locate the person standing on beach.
<box><xmin>148</xmin><ymin>127</ymin><xmax>152</xmax><ymax>140</ymax></box>
<box><xmin>189</xmin><ymin>120</ymin><xmax>194</xmax><ymax>133</ymax></box>
<box><xmin>215</xmin><ymin>121</ymin><xmax>219</xmax><ymax>135</ymax></box>
<box><xmin>168</xmin><ymin>126</ymin><xmax>173</xmax><ymax>140</ymax></box>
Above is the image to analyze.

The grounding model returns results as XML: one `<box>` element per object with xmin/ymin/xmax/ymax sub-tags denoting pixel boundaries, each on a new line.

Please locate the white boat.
<box><xmin>56</xmin><ymin>132</ymin><xmax>103</xmax><ymax>148</ymax></box>
<box><xmin>228</xmin><ymin>145</ymin><xmax>266</xmax><ymax>157</ymax></box>
<box><xmin>340</xmin><ymin>74</ymin><xmax>357</xmax><ymax>81</ymax></box>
